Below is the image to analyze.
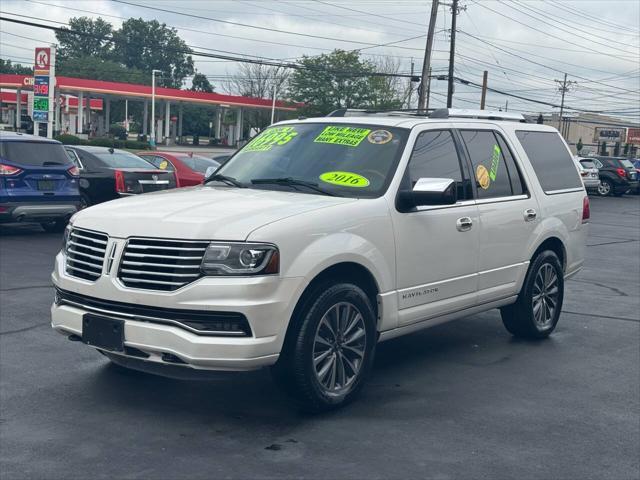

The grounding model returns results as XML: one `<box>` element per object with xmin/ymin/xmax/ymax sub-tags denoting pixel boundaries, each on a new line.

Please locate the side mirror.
<box><xmin>397</xmin><ymin>178</ymin><xmax>457</xmax><ymax>212</ymax></box>
<box><xmin>204</xmin><ymin>166</ymin><xmax>218</xmax><ymax>182</ymax></box>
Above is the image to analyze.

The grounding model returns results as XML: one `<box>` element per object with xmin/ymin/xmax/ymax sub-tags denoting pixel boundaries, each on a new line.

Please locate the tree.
<box><xmin>366</xmin><ymin>57</ymin><xmax>405</xmax><ymax>111</ymax></box>
<box><xmin>0</xmin><ymin>59</ymin><xmax>32</xmax><ymax>75</ymax></box>
<box><xmin>289</xmin><ymin>50</ymin><xmax>374</xmax><ymax>116</ymax></box>
<box><xmin>190</xmin><ymin>72</ymin><xmax>214</xmax><ymax>93</ymax></box>
<box><xmin>225</xmin><ymin>63</ymin><xmax>290</xmax><ymax>133</ymax></box>
<box><xmin>576</xmin><ymin>137</ymin><xmax>583</xmax><ymax>154</ymax></box>
<box><xmin>55</xmin><ymin>17</ymin><xmax>114</xmax><ymax>61</ymax></box>
<box><xmin>111</xmin><ymin>18</ymin><xmax>194</xmax><ymax>88</ymax></box>
<box><xmin>56</xmin><ymin>56</ymin><xmax>149</xmax><ymax>84</ymax></box>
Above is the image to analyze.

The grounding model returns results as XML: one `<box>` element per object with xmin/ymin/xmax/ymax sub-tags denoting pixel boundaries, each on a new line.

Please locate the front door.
<box><xmin>390</xmin><ymin>129</ymin><xmax>480</xmax><ymax>327</ymax></box>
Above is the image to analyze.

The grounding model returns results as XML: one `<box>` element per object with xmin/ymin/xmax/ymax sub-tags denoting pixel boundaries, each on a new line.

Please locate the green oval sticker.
<box><xmin>319</xmin><ymin>171</ymin><xmax>370</xmax><ymax>188</ymax></box>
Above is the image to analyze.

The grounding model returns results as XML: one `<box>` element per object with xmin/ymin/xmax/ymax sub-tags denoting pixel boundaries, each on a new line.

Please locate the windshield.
<box><xmin>217</xmin><ymin>123</ymin><xmax>409</xmax><ymax>197</ymax></box>
<box><xmin>579</xmin><ymin>160</ymin><xmax>596</xmax><ymax>169</ymax></box>
<box><xmin>0</xmin><ymin>141</ymin><xmax>71</xmax><ymax>166</ymax></box>
<box><xmin>93</xmin><ymin>150</ymin><xmax>157</xmax><ymax>169</ymax></box>
<box><xmin>175</xmin><ymin>155</ymin><xmax>220</xmax><ymax>173</ymax></box>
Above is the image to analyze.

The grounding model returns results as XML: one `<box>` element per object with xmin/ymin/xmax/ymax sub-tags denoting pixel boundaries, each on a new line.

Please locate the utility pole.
<box><xmin>425</xmin><ymin>67</ymin><xmax>432</xmax><ymax>111</ymax></box>
<box><xmin>407</xmin><ymin>58</ymin><xmax>415</xmax><ymax>109</ymax></box>
<box><xmin>555</xmin><ymin>73</ymin><xmax>577</xmax><ymax>132</ymax></box>
<box><xmin>446</xmin><ymin>0</ymin><xmax>462</xmax><ymax>108</ymax></box>
<box><xmin>270</xmin><ymin>83</ymin><xmax>277</xmax><ymax>125</ymax></box>
<box><xmin>480</xmin><ymin>70</ymin><xmax>488</xmax><ymax>109</ymax></box>
<box><xmin>418</xmin><ymin>0</ymin><xmax>439</xmax><ymax>111</ymax></box>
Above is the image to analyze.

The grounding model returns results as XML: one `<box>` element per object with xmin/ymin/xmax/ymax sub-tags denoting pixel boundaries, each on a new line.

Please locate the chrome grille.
<box><xmin>65</xmin><ymin>228</ymin><xmax>109</xmax><ymax>281</ymax></box>
<box><xmin>118</xmin><ymin>238</ymin><xmax>208</xmax><ymax>291</ymax></box>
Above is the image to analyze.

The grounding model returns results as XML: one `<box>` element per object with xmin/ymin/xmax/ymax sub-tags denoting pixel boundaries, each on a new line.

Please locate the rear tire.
<box><xmin>501</xmin><ymin>250</ymin><xmax>564</xmax><ymax>339</ymax></box>
<box><xmin>40</xmin><ymin>219</ymin><xmax>67</xmax><ymax>233</ymax></box>
<box><xmin>596</xmin><ymin>179</ymin><xmax>613</xmax><ymax>196</ymax></box>
<box><xmin>272</xmin><ymin>282</ymin><xmax>377</xmax><ymax>413</ymax></box>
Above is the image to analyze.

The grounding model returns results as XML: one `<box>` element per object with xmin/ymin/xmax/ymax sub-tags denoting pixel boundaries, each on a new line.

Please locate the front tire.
<box><xmin>272</xmin><ymin>282</ymin><xmax>377</xmax><ymax>413</ymax></box>
<box><xmin>501</xmin><ymin>250</ymin><xmax>564</xmax><ymax>339</ymax></box>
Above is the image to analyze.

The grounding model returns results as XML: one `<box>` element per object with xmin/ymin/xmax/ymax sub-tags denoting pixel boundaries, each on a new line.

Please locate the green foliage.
<box><xmin>190</xmin><ymin>72</ymin><xmax>214</xmax><ymax>93</ymax></box>
<box><xmin>111</xmin><ymin>18</ymin><xmax>194</xmax><ymax>88</ymax></box>
<box><xmin>56</xmin><ymin>56</ymin><xmax>149</xmax><ymax>84</ymax></box>
<box><xmin>576</xmin><ymin>137</ymin><xmax>583</xmax><ymax>154</ymax></box>
<box><xmin>54</xmin><ymin>134</ymin><xmax>87</xmax><ymax>145</ymax></box>
<box><xmin>289</xmin><ymin>50</ymin><xmax>404</xmax><ymax>116</ymax></box>
<box><xmin>0</xmin><ymin>59</ymin><xmax>33</xmax><ymax>75</ymax></box>
<box><xmin>109</xmin><ymin>124</ymin><xmax>128</xmax><ymax>140</ymax></box>
<box><xmin>181</xmin><ymin>104</ymin><xmax>213</xmax><ymax>137</ymax></box>
<box><xmin>56</xmin><ymin>17</ymin><xmax>114</xmax><ymax>61</ymax></box>
<box><xmin>82</xmin><ymin>137</ymin><xmax>152</xmax><ymax>150</ymax></box>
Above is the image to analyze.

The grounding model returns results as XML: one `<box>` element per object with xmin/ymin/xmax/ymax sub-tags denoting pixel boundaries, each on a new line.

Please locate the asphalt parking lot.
<box><xmin>1</xmin><ymin>195</ymin><xmax>638</xmax><ymax>480</ymax></box>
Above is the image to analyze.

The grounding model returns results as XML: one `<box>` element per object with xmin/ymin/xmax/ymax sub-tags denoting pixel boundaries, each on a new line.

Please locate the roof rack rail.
<box><xmin>327</xmin><ymin>108</ymin><xmax>432</xmax><ymax>118</ymax></box>
<box><xmin>428</xmin><ymin>108</ymin><xmax>526</xmax><ymax>122</ymax></box>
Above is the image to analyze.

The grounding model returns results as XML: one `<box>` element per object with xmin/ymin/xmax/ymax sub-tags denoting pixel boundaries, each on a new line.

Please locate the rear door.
<box><xmin>458</xmin><ymin>127</ymin><xmax>539</xmax><ymax>303</ymax></box>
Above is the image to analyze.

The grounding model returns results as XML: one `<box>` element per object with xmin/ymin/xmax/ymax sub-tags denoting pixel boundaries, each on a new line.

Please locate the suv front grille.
<box><xmin>66</xmin><ymin>228</ymin><xmax>109</xmax><ymax>281</ymax></box>
<box><xmin>118</xmin><ymin>237</ymin><xmax>209</xmax><ymax>291</ymax></box>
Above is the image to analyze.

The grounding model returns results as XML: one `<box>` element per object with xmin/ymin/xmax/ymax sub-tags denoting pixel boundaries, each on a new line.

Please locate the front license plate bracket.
<box><xmin>82</xmin><ymin>314</ymin><xmax>124</xmax><ymax>352</ymax></box>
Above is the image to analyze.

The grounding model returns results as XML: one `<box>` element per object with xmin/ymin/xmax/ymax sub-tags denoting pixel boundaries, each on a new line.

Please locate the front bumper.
<box><xmin>51</xmin><ymin>251</ymin><xmax>305</xmax><ymax>372</ymax></box>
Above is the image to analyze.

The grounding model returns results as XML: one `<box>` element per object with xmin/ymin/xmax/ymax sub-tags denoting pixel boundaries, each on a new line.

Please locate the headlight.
<box><xmin>201</xmin><ymin>242</ymin><xmax>279</xmax><ymax>276</ymax></box>
<box><xmin>62</xmin><ymin>224</ymin><xmax>72</xmax><ymax>255</ymax></box>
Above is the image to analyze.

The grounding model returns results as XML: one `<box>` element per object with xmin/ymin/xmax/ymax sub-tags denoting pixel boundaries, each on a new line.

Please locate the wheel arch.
<box><xmin>278</xmin><ymin>261</ymin><xmax>381</xmax><ymax>360</ymax></box>
<box><xmin>532</xmin><ymin>236</ymin><xmax>566</xmax><ymax>272</ymax></box>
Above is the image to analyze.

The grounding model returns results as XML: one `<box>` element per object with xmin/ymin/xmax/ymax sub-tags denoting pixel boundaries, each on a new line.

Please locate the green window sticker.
<box><xmin>489</xmin><ymin>144</ymin><xmax>501</xmax><ymax>181</ymax></box>
<box><xmin>243</xmin><ymin>126</ymin><xmax>298</xmax><ymax>152</ymax></box>
<box><xmin>314</xmin><ymin>126</ymin><xmax>371</xmax><ymax>147</ymax></box>
<box><xmin>319</xmin><ymin>171</ymin><xmax>370</xmax><ymax>188</ymax></box>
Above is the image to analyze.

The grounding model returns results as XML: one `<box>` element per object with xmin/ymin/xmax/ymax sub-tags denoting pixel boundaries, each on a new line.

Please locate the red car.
<box><xmin>138</xmin><ymin>151</ymin><xmax>221</xmax><ymax>187</ymax></box>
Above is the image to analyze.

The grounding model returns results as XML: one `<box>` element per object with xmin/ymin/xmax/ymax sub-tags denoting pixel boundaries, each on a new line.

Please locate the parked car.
<box><xmin>64</xmin><ymin>146</ymin><xmax>177</xmax><ymax>207</ymax></box>
<box><xmin>212</xmin><ymin>154</ymin><xmax>232</xmax><ymax>166</ymax></box>
<box><xmin>575</xmin><ymin>157</ymin><xmax>601</xmax><ymax>192</ymax></box>
<box><xmin>137</xmin><ymin>151</ymin><xmax>220</xmax><ymax>187</ymax></box>
<box><xmin>591</xmin><ymin>156</ymin><xmax>638</xmax><ymax>196</ymax></box>
<box><xmin>1</xmin><ymin>132</ymin><xmax>80</xmax><ymax>232</ymax></box>
<box><xmin>52</xmin><ymin>109</ymin><xmax>588</xmax><ymax>411</ymax></box>
<box><xmin>630</xmin><ymin>159</ymin><xmax>640</xmax><ymax>194</ymax></box>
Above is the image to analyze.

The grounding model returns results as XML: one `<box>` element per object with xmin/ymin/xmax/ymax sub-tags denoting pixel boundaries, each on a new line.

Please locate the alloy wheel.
<box><xmin>312</xmin><ymin>302</ymin><xmax>367</xmax><ymax>395</ymax></box>
<box><xmin>597</xmin><ymin>181</ymin><xmax>610</xmax><ymax>196</ymax></box>
<box><xmin>532</xmin><ymin>263</ymin><xmax>559</xmax><ymax>329</ymax></box>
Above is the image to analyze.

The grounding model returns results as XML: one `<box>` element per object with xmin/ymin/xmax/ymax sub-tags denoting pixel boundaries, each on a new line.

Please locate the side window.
<box><xmin>146</xmin><ymin>156</ymin><xmax>174</xmax><ymax>171</ymax></box>
<box><xmin>592</xmin><ymin>159</ymin><xmax>603</xmax><ymax>169</ymax></box>
<box><xmin>515</xmin><ymin>131</ymin><xmax>583</xmax><ymax>193</ymax></box>
<box><xmin>406</xmin><ymin>130</ymin><xmax>466</xmax><ymax>199</ymax></box>
<box><xmin>495</xmin><ymin>132</ymin><xmax>526</xmax><ymax>196</ymax></box>
<box><xmin>460</xmin><ymin>130</ymin><xmax>513</xmax><ymax>199</ymax></box>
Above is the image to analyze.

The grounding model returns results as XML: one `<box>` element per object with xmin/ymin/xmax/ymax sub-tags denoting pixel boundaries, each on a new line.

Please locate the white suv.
<box><xmin>51</xmin><ymin>109</ymin><xmax>589</xmax><ymax>411</ymax></box>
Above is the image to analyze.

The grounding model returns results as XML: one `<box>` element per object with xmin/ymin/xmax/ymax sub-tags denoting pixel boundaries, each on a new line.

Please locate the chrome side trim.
<box><xmin>545</xmin><ymin>187</ymin><xmax>584</xmax><ymax>195</ymax></box>
<box><xmin>475</xmin><ymin>194</ymin><xmax>529</xmax><ymax>205</ymax></box>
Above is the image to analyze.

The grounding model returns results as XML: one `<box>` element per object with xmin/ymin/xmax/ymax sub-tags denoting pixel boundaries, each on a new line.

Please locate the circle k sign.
<box><xmin>34</xmin><ymin>48</ymin><xmax>51</xmax><ymax>71</ymax></box>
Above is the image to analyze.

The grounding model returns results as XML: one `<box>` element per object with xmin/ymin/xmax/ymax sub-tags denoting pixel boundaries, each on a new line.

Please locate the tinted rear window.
<box><xmin>92</xmin><ymin>151</ymin><xmax>156</xmax><ymax>169</ymax></box>
<box><xmin>0</xmin><ymin>141</ymin><xmax>70</xmax><ymax>166</ymax></box>
<box><xmin>620</xmin><ymin>159</ymin><xmax>634</xmax><ymax>169</ymax></box>
<box><xmin>515</xmin><ymin>131</ymin><xmax>582</xmax><ymax>193</ymax></box>
<box><xmin>579</xmin><ymin>160</ymin><xmax>596</xmax><ymax>169</ymax></box>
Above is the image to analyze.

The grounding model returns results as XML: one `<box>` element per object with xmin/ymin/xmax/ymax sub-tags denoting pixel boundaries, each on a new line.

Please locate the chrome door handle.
<box><xmin>524</xmin><ymin>209</ymin><xmax>537</xmax><ymax>222</ymax></box>
<box><xmin>456</xmin><ymin>217</ymin><xmax>473</xmax><ymax>232</ymax></box>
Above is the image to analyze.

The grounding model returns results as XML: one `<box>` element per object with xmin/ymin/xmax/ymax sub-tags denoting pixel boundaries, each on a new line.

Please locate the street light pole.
<box><xmin>270</xmin><ymin>83</ymin><xmax>277</xmax><ymax>125</ymax></box>
<box><xmin>150</xmin><ymin>69</ymin><xmax>161</xmax><ymax>146</ymax></box>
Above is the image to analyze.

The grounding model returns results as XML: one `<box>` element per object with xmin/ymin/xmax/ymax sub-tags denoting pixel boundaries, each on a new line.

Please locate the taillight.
<box><xmin>616</xmin><ymin>167</ymin><xmax>627</xmax><ymax>178</ymax></box>
<box><xmin>582</xmin><ymin>196</ymin><xmax>590</xmax><ymax>223</ymax></box>
<box><xmin>580</xmin><ymin>171</ymin><xmax>588</xmax><ymax>177</ymax></box>
<box><xmin>67</xmin><ymin>165</ymin><xmax>80</xmax><ymax>177</ymax></box>
<box><xmin>114</xmin><ymin>169</ymin><xmax>126</xmax><ymax>193</ymax></box>
<box><xmin>0</xmin><ymin>164</ymin><xmax>22</xmax><ymax>176</ymax></box>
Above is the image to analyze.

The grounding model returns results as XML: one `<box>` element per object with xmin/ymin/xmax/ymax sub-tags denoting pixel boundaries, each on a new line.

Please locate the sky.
<box><xmin>1</xmin><ymin>0</ymin><xmax>639</xmax><ymax>121</ymax></box>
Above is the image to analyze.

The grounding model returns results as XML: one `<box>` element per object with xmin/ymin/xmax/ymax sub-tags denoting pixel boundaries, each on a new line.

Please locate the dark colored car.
<box><xmin>64</xmin><ymin>146</ymin><xmax>177</xmax><ymax>207</ymax></box>
<box><xmin>0</xmin><ymin>132</ymin><xmax>80</xmax><ymax>232</ymax></box>
<box><xmin>591</xmin><ymin>156</ymin><xmax>638</xmax><ymax>196</ymax></box>
<box><xmin>212</xmin><ymin>154</ymin><xmax>232</xmax><ymax>167</ymax></box>
<box><xmin>137</xmin><ymin>151</ymin><xmax>220</xmax><ymax>187</ymax></box>
<box><xmin>631</xmin><ymin>159</ymin><xmax>640</xmax><ymax>194</ymax></box>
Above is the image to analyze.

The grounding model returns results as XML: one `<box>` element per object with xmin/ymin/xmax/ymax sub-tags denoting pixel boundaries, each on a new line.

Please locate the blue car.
<box><xmin>0</xmin><ymin>132</ymin><xmax>81</xmax><ymax>232</ymax></box>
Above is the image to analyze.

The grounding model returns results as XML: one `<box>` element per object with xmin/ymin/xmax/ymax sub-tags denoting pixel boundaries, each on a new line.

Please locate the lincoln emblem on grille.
<box><xmin>152</xmin><ymin>174</ymin><xmax>158</xmax><ymax>181</ymax></box>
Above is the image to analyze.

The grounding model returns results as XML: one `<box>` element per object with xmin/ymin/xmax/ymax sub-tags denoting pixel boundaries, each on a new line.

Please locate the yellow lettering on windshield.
<box><xmin>243</xmin><ymin>126</ymin><xmax>298</xmax><ymax>152</ymax></box>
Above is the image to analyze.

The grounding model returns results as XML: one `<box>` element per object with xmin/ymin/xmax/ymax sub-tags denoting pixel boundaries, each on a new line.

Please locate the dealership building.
<box><xmin>0</xmin><ymin>73</ymin><xmax>297</xmax><ymax>146</ymax></box>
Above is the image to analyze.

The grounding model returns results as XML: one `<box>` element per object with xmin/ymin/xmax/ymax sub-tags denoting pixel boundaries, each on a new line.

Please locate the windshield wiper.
<box><xmin>251</xmin><ymin>177</ymin><xmax>337</xmax><ymax>196</ymax></box>
<box><xmin>205</xmin><ymin>173</ymin><xmax>246</xmax><ymax>188</ymax></box>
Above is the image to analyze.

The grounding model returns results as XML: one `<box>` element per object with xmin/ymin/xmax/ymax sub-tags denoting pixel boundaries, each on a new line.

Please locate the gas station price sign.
<box><xmin>33</xmin><ymin>76</ymin><xmax>50</xmax><ymax>96</ymax></box>
<box><xmin>33</xmin><ymin>98</ymin><xmax>49</xmax><ymax>111</ymax></box>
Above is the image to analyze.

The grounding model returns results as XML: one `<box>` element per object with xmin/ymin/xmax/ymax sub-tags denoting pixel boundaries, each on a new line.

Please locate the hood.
<box><xmin>72</xmin><ymin>185</ymin><xmax>356</xmax><ymax>240</ymax></box>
